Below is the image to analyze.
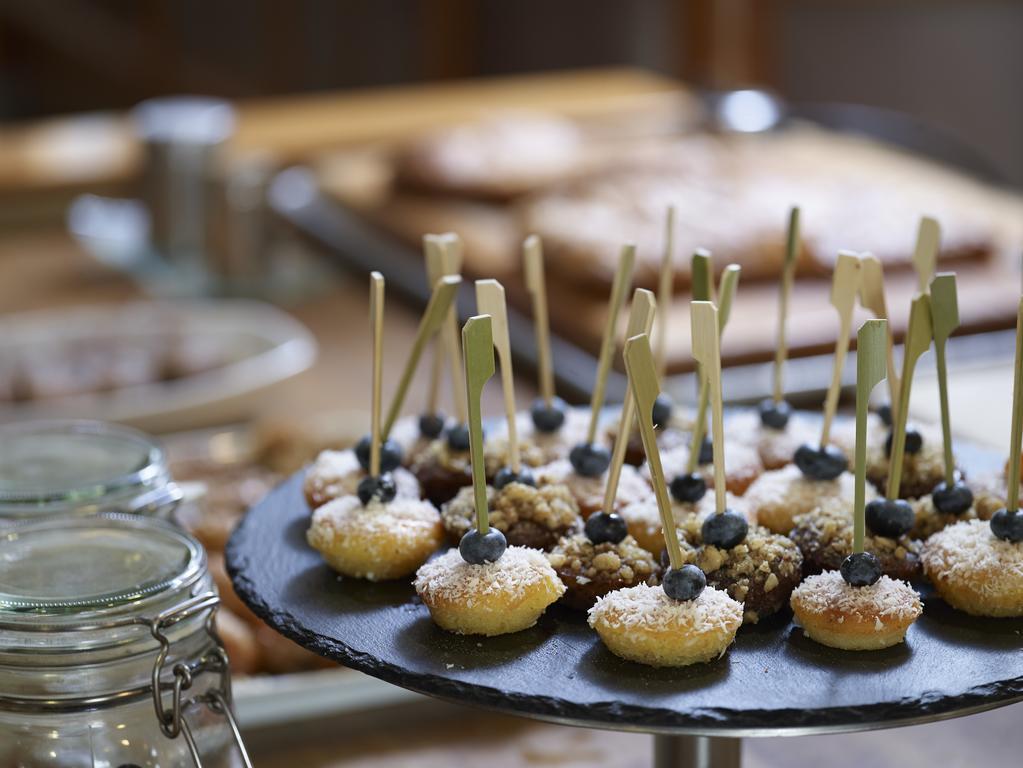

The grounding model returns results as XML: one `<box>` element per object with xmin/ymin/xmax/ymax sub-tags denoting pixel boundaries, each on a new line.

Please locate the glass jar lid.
<box><xmin>0</xmin><ymin>513</ymin><xmax>204</xmax><ymax>617</ymax></box>
<box><xmin>0</xmin><ymin>420</ymin><xmax>172</xmax><ymax>519</ymax></box>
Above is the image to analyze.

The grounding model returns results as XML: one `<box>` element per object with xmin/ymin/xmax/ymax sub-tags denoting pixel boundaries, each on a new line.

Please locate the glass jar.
<box><xmin>0</xmin><ymin>420</ymin><xmax>183</xmax><ymax>523</ymax></box>
<box><xmin>0</xmin><ymin>514</ymin><xmax>251</xmax><ymax>767</ymax></box>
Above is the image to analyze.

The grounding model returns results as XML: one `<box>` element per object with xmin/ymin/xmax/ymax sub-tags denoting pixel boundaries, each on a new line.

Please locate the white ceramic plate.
<box><xmin>0</xmin><ymin>299</ymin><xmax>317</xmax><ymax>433</ymax></box>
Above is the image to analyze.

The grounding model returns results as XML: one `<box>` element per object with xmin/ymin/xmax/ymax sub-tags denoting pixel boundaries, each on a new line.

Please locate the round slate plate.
<box><xmin>226</xmin><ymin>424</ymin><xmax>1023</xmax><ymax>737</ymax></box>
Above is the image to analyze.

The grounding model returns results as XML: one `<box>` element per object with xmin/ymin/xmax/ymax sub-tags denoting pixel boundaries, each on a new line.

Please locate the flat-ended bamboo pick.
<box><xmin>686</xmin><ymin>265</ymin><xmax>741</xmax><ymax>475</ymax></box>
<box><xmin>475</xmin><ymin>278</ymin><xmax>529</xmax><ymax>484</ymax></box>
<box><xmin>853</xmin><ymin>320</ymin><xmax>889</xmax><ymax>554</ymax></box>
<box><xmin>569</xmin><ymin>245</ymin><xmax>635</xmax><ymax>477</ymax></box>
<box><xmin>368</xmin><ymin>272</ymin><xmax>385</xmax><ymax>478</ymax></box>
<box><xmin>423</xmin><ymin>234</ymin><xmax>462</xmax><ymax>426</ymax></box>
<box><xmin>437</xmin><ymin>235</ymin><xmax>469</xmax><ymax>433</ymax></box>
<box><xmin>990</xmin><ymin>299</ymin><xmax>1023</xmax><ymax>541</ymax></box>
<box><xmin>523</xmin><ymin>235</ymin><xmax>555</xmax><ymax>407</ymax></box>
<box><xmin>462</xmin><ymin>315</ymin><xmax>496</xmax><ymax>536</ymax></box>
<box><xmin>768</xmin><ymin>206</ymin><xmax>800</xmax><ymax>411</ymax></box>
<box><xmin>859</xmin><ymin>254</ymin><xmax>900</xmax><ymax>426</ymax></box>
<box><xmin>930</xmin><ymin>274</ymin><xmax>959</xmax><ymax>487</ymax></box>
<box><xmin>623</xmin><ymin>332</ymin><xmax>685</xmax><ymax>570</ymax></box>
<box><xmin>654</xmin><ymin>205</ymin><xmax>676</xmax><ymax>376</ymax></box>
<box><xmin>602</xmin><ymin>289</ymin><xmax>656</xmax><ymax>517</ymax></box>
<box><xmin>913</xmin><ymin>216</ymin><xmax>940</xmax><ymax>292</ymax></box>
<box><xmin>886</xmin><ymin>294</ymin><xmax>933</xmax><ymax>500</ymax></box>
<box><xmin>382</xmin><ymin>275</ymin><xmax>461</xmax><ymax>438</ymax></box>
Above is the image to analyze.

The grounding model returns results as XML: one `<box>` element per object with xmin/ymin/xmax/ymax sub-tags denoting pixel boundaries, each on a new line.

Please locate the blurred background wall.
<box><xmin>1</xmin><ymin>0</ymin><xmax>1020</xmax><ymax>184</ymax></box>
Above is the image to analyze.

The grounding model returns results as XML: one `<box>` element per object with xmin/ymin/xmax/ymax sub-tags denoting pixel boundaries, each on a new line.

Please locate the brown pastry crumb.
<box><xmin>548</xmin><ymin>532</ymin><xmax>660</xmax><ymax>610</ymax></box>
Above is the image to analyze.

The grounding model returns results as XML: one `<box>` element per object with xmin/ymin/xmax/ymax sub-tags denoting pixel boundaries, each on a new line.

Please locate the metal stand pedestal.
<box><xmin>653</xmin><ymin>734</ymin><xmax>741</xmax><ymax>768</ymax></box>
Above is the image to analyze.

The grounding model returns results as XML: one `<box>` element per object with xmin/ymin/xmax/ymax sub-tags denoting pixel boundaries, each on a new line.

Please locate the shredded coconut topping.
<box><xmin>922</xmin><ymin>519</ymin><xmax>1023</xmax><ymax>596</ymax></box>
<box><xmin>791</xmin><ymin>571</ymin><xmax>922</xmax><ymax>624</ymax></box>
<box><xmin>588</xmin><ymin>583</ymin><xmax>742</xmax><ymax>633</ymax></box>
<box><xmin>304</xmin><ymin>449</ymin><xmax>419</xmax><ymax>507</ymax></box>
<box><xmin>414</xmin><ymin>546</ymin><xmax>564</xmax><ymax>604</ymax></box>
<box><xmin>744</xmin><ymin>464</ymin><xmax>864</xmax><ymax>513</ymax></box>
<box><xmin>310</xmin><ymin>494</ymin><xmax>439</xmax><ymax>538</ymax></box>
<box><xmin>538</xmin><ymin>459</ymin><xmax>652</xmax><ymax>512</ymax></box>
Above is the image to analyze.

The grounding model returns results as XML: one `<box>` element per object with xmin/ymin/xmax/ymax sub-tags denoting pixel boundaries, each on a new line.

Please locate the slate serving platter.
<box><xmin>226</xmin><ymin>420</ymin><xmax>1023</xmax><ymax>737</ymax></box>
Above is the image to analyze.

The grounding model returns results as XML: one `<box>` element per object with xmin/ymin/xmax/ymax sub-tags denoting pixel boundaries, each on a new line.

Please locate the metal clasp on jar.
<box><xmin>144</xmin><ymin>591</ymin><xmax>253</xmax><ymax>768</ymax></box>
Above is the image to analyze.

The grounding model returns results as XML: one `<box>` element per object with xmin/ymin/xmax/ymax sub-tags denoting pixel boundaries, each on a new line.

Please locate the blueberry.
<box><xmin>356</xmin><ymin>474</ymin><xmax>397</xmax><ymax>506</ymax></box>
<box><xmin>585</xmin><ymin>512</ymin><xmax>629</xmax><ymax>545</ymax></box>
<box><xmin>877</xmin><ymin>403</ymin><xmax>893</xmax><ymax>428</ymax></box>
<box><xmin>931</xmin><ymin>480</ymin><xmax>974</xmax><ymax>516</ymax></box>
<box><xmin>459</xmin><ymin>527</ymin><xmax>508</xmax><ymax>564</ymax></box>
<box><xmin>793</xmin><ymin>443</ymin><xmax>848</xmax><ymax>480</ymax></box>
<box><xmin>530</xmin><ymin>396</ymin><xmax>567</xmax><ymax>433</ymax></box>
<box><xmin>355</xmin><ymin>437</ymin><xmax>403</xmax><ymax>473</ymax></box>
<box><xmin>991</xmin><ymin>508</ymin><xmax>1023</xmax><ymax>542</ymax></box>
<box><xmin>445</xmin><ymin>423</ymin><xmax>472</xmax><ymax>452</ymax></box>
<box><xmin>493</xmin><ymin>466</ymin><xmax>537</xmax><ymax>490</ymax></box>
<box><xmin>865</xmin><ymin>497</ymin><xmax>914</xmax><ymax>538</ymax></box>
<box><xmin>652</xmin><ymin>393</ymin><xmax>673</xmax><ymax>429</ymax></box>
<box><xmin>840</xmin><ymin>551</ymin><xmax>882</xmax><ymax>587</ymax></box>
<box><xmin>698</xmin><ymin>436</ymin><xmax>713</xmax><ymax>465</ymax></box>
<box><xmin>758</xmin><ymin>398</ymin><xmax>792</xmax><ymax>430</ymax></box>
<box><xmin>569</xmin><ymin>442</ymin><xmax>611</xmax><ymax>477</ymax></box>
<box><xmin>418</xmin><ymin>412</ymin><xmax>446</xmax><ymax>439</ymax></box>
<box><xmin>662</xmin><ymin>564</ymin><xmax>707</xmax><ymax>602</ymax></box>
<box><xmin>885</xmin><ymin>427</ymin><xmax>923</xmax><ymax>457</ymax></box>
<box><xmin>701</xmin><ymin>508</ymin><xmax>749</xmax><ymax>549</ymax></box>
<box><xmin>670</xmin><ymin>472</ymin><xmax>707</xmax><ymax>503</ymax></box>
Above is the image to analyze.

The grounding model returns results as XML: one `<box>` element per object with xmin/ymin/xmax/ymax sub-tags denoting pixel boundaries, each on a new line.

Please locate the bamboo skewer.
<box><xmin>913</xmin><ymin>216</ymin><xmax>941</xmax><ymax>292</ymax></box>
<box><xmin>654</xmin><ymin>206</ymin><xmax>676</xmax><ymax>377</ymax></box>
<box><xmin>691</xmin><ymin>301</ymin><xmax>727</xmax><ymax>515</ymax></box>
<box><xmin>585</xmin><ymin>245</ymin><xmax>635</xmax><ymax>444</ymax></box>
<box><xmin>859</xmin><ymin>254</ymin><xmax>901</xmax><ymax>426</ymax></box>
<box><xmin>853</xmin><ymin>320</ymin><xmax>889</xmax><ymax>554</ymax></box>
<box><xmin>771</xmin><ymin>206</ymin><xmax>800</xmax><ymax>404</ymax></box>
<box><xmin>886</xmin><ymin>294</ymin><xmax>933</xmax><ymax>500</ymax></box>
<box><xmin>462</xmin><ymin>315</ymin><xmax>496</xmax><ymax>533</ymax></box>
<box><xmin>523</xmin><ymin>235</ymin><xmax>556</xmax><ymax>406</ymax></box>
<box><xmin>1006</xmin><ymin>299</ymin><xmax>1023</xmax><ymax>514</ymax></box>
<box><xmin>368</xmin><ymin>272</ymin><xmax>385</xmax><ymax>477</ymax></box>
<box><xmin>602</xmin><ymin>289</ymin><xmax>656</xmax><ymax>517</ymax></box>
<box><xmin>475</xmin><ymin>279</ymin><xmax>520</xmax><ymax>472</ymax></box>
<box><xmin>430</xmin><ymin>235</ymin><xmax>468</xmax><ymax>424</ymax></box>
<box><xmin>623</xmin><ymin>332</ymin><xmax>685</xmax><ymax>570</ymax></box>
<box><xmin>930</xmin><ymin>274</ymin><xmax>960</xmax><ymax>486</ymax></box>
<box><xmin>819</xmin><ymin>252</ymin><xmax>863</xmax><ymax>447</ymax></box>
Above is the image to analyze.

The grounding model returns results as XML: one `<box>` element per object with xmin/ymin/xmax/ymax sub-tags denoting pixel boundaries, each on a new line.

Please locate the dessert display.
<box><xmin>791</xmin><ymin>319</ymin><xmax>923</xmax><ymax>650</ymax></box>
<box><xmin>415</xmin><ymin>315</ymin><xmax>564</xmax><ymax>635</ymax></box>
<box><xmin>588</xmin><ymin>330</ymin><xmax>742</xmax><ymax>667</ymax></box>
<box><xmin>923</xmin><ymin>298</ymin><xmax>1023</xmax><ymax>617</ymax></box>
<box><xmin>307</xmin><ymin>273</ymin><xmax>443</xmax><ymax>580</ymax></box>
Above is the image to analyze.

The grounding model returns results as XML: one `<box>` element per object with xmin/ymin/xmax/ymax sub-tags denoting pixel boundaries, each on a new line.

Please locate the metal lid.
<box><xmin>0</xmin><ymin>513</ymin><xmax>203</xmax><ymax>616</ymax></box>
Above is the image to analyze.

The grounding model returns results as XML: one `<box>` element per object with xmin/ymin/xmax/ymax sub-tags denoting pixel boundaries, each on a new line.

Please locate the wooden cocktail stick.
<box><xmin>691</xmin><ymin>301</ymin><xmax>727</xmax><ymax>515</ymax></box>
<box><xmin>585</xmin><ymin>244</ymin><xmax>635</xmax><ymax>444</ymax></box>
<box><xmin>771</xmin><ymin>206</ymin><xmax>800</xmax><ymax>404</ymax></box>
<box><xmin>654</xmin><ymin>205</ymin><xmax>676</xmax><ymax>377</ymax></box>
<box><xmin>368</xmin><ymin>272</ymin><xmax>385</xmax><ymax>477</ymax></box>
<box><xmin>853</xmin><ymin>320</ymin><xmax>889</xmax><ymax>553</ymax></box>
<box><xmin>819</xmin><ymin>252</ymin><xmax>862</xmax><ymax>447</ymax></box>
<box><xmin>859</xmin><ymin>254</ymin><xmax>900</xmax><ymax>426</ymax></box>
<box><xmin>523</xmin><ymin>235</ymin><xmax>555</xmax><ymax>406</ymax></box>
<box><xmin>692</xmin><ymin>248</ymin><xmax>714</xmax><ymax>303</ymax></box>
<box><xmin>623</xmin><ymin>332</ymin><xmax>685</xmax><ymax>570</ymax></box>
<box><xmin>1006</xmin><ymin>298</ymin><xmax>1023</xmax><ymax>513</ymax></box>
<box><xmin>602</xmin><ymin>288</ymin><xmax>656</xmax><ymax>517</ymax></box>
<box><xmin>423</xmin><ymin>235</ymin><xmax>449</xmax><ymax>416</ymax></box>
<box><xmin>930</xmin><ymin>273</ymin><xmax>960</xmax><ymax>486</ymax></box>
<box><xmin>687</xmin><ymin>265</ymin><xmax>741</xmax><ymax>475</ymax></box>
<box><xmin>434</xmin><ymin>234</ymin><xmax>468</xmax><ymax>424</ymax></box>
<box><xmin>913</xmin><ymin>216</ymin><xmax>940</xmax><ymax>292</ymax></box>
<box><xmin>475</xmin><ymin>279</ymin><xmax>520</xmax><ymax>472</ymax></box>
<box><xmin>382</xmin><ymin>275</ymin><xmax>461</xmax><ymax>438</ymax></box>
<box><xmin>462</xmin><ymin>314</ymin><xmax>496</xmax><ymax>533</ymax></box>
<box><xmin>886</xmin><ymin>294</ymin><xmax>933</xmax><ymax>500</ymax></box>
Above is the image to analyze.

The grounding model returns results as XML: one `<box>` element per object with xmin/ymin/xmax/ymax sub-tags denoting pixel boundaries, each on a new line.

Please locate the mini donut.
<box><xmin>409</xmin><ymin>439</ymin><xmax>473</xmax><ymax>507</ymax></box>
<box><xmin>790</xmin><ymin>570</ymin><xmax>922</xmax><ymax>650</ymax></box>
<box><xmin>303</xmin><ymin>449</ymin><xmax>420</xmax><ymax>510</ymax></box>
<box><xmin>922</xmin><ymin>519</ymin><xmax>1023</xmax><ymax>617</ymax></box>
<box><xmin>789</xmin><ymin>499</ymin><xmax>922</xmax><ymax>581</ymax></box>
<box><xmin>618</xmin><ymin>492</ymin><xmax>750</xmax><ymax>555</ymax></box>
<box><xmin>537</xmin><ymin>458</ymin><xmax>652</xmax><ymax>518</ymax></box>
<box><xmin>482</xmin><ymin>435</ymin><xmax>547</xmax><ymax>476</ymax></box>
<box><xmin>306</xmin><ymin>495</ymin><xmax>443</xmax><ymax>580</ymax></box>
<box><xmin>865</xmin><ymin>423</ymin><xmax>950</xmax><ymax>500</ymax></box>
<box><xmin>606</xmin><ymin>406</ymin><xmax>696</xmax><ymax>466</ymax></box>
<box><xmin>828</xmin><ymin>412</ymin><xmax>884</xmax><ymax>459</ymax></box>
<box><xmin>414</xmin><ymin>547</ymin><xmax>566</xmax><ymax>635</ymax></box>
<box><xmin>743</xmin><ymin>464</ymin><xmax>867</xmax><ymax>535</ymax></box>
<box><xmin>909</xmin><ymin>492</ymin><xmax>978</xmax><ymax>540</ymax></box>
<box><xmin>587</xmin><ymin>583</ymin><xmax>743</xmax><ymax>667</ymax></box>
<box><xmin>547</xmin><ymin>532</ymin><xmax>661</xmax><ymax>610</ymax></box>
<box><xmin>388</xmin><ymin>413</ymin><xmax>435</xmax><ymax>468</ymax></box>
<box><xmin>970</xmin><ymin>473</ymin><xmax>1014</xmax><ymax>521</ymax></box>
<box><xmin>441</xmin><ymin>482</ymin><xmax>582</xmax><ymax>550</ymax></box>
<box><xmin>489</xmin><ymin>407</ymin><xmax>596</xmax><ymax>464</ymax></box>
<box><xmin>683</xmin><ymin>525</ymin><xmax>804</xmax><ymax>624</ymax></box>
<box><xmin>725</xmin><ymin>409</ymin><xmax>823</xmax><ymax>471</ymax></box>
<box><xmin>653</xmin><ymin>439</ymin><xmax>764</xmax><ymax>497</ymax></box>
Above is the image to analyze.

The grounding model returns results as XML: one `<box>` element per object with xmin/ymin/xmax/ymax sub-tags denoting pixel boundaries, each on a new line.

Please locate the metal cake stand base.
<box><xmin>654</xmin><ymin>734</ymin><xmax>741</xmax><ymax>768</ymax></box>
